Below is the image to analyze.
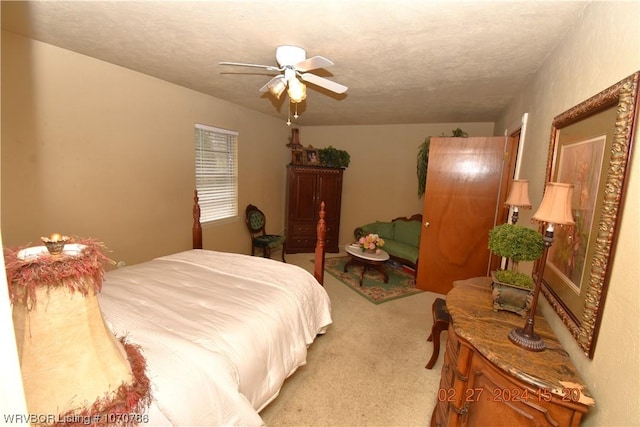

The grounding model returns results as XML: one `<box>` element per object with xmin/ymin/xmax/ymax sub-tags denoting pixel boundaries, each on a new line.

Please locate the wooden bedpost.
<box><xmin>314</xmin><ymin>201</ymin><xmax>327</xmax><ymax>285</ymax></box>
<box><xmin>193</xmin><ymin>189</ymin><xmax>203</xmax><ymax>249</ymax></box>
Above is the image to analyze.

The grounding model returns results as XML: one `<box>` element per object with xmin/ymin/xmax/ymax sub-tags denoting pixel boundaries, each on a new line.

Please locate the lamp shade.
<box><xmin>268</xmin><ymin>77</ymin><xmax>287</xmax><ymax>99</ymax></box>
<box><xmin>6</xmin><ymin>240</ymin><xmax>150</xmax><ymax>420</ymax></box>
<box><xmin>504</xmin><ymin>180</ymin><xmax>532</xmax><ymax>208</ymax></box>
<box><xmin>532</xmin><ymin>182</ymin><xmax>575</xmax><ymax>225</ymax></box>
<box><xmin>287</xmin><ymin>77</ymin><xmax>307</xmax><ymax>103</ymax></box>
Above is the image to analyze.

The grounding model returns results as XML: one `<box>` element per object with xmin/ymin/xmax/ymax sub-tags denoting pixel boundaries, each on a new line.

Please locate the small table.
<box><xmin>344</xmin><ymin>244</ymin><xmax>390</xmax><ymax>286</ymax></box>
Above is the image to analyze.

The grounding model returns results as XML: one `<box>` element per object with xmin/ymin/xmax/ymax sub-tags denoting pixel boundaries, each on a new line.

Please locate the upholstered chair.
<box><xmin>245</xmin><ymin>204</ymin><xmax>286</xmax><ymax>262</ymax></box>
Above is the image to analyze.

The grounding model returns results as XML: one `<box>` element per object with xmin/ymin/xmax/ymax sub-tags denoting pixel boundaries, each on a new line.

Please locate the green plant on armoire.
<box><xmin>417</xmin><ymin>128</ymin><xmax>468</xmax><ymax>197</ymax></box>
<box><xmin>318</xmin><ymin>146</ymin><xmax>350</xmax><ymax>168</ymax></box>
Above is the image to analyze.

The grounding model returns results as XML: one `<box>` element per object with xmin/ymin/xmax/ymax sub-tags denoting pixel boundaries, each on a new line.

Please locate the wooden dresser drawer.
<box><xmin>445</xmin><ymin>324</ymin><xmax>459</xmax><ymax>359</ymax></box>
<box><xmin>286</xmin><ymin>221</ymin><xmax>339</xmax><ymax>253</ymax></box>
<box><xmin>430</xmin><ymin>281</ymin><xmax>593</xmax><ymax>427</ymax></box>
<box><xmin>290</xmin><ymin>221</ymin><xmax>338</xmax><ymax>238</ymax></box>
<box><xmin>291</xmin><ymin>222</ymin><xmax>315</xmax><ymax>235</ymax></box>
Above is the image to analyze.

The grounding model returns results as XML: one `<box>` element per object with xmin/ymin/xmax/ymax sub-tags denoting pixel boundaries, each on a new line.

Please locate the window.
<box><xmin>194</xmin><ymin>124</ymin><xmax>238</xmax><ymax>223</ymax></box>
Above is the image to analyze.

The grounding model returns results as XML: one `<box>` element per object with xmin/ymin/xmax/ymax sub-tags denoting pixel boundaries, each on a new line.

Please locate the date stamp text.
<box><xmin>437</xmin><ymin>386</ymin><xmax>582</xmax><ymax>403</ymax></box>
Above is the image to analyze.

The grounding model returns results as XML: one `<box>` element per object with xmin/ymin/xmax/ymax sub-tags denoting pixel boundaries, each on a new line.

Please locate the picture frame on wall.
<box><xmin>538</xmin><ymin>71</ymin><xmax>639</xmax><ymax>359</ymax></box>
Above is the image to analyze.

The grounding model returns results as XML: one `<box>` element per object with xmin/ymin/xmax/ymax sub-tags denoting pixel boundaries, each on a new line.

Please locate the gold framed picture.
<box><xmin>539</xmin><ymin>71</ymin><xmax>639</xmax><ymax>359</ymax></box>
<box><xmin>303</xmin><ymin>149</ymin><xmax>319</xmax><ymax>165</ymax></box>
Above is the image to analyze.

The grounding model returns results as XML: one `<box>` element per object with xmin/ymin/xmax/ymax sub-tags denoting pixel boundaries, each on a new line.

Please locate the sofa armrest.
<box><xmin>354</xmin><ymin>222</ymin><xmax>383</xmax><ymax>240</ymax></box>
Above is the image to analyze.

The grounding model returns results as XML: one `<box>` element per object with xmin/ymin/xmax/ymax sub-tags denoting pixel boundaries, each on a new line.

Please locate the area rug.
<box><xmin>322</xmin><ymin>256</ymin><xmax>423</xmax><ymax>304</ymax></box>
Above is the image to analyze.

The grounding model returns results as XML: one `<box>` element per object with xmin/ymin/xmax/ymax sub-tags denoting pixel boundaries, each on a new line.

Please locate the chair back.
<box><xmin>245</xmin><ymin>204</ymin><xmax>266</xmax><ymax>237</ymax></box>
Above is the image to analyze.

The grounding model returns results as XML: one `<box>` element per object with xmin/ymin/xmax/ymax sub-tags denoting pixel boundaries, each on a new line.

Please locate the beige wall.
<box><xmin>0</xmin><ymin>16</ymin><xmax>31</xmax><ymax>419</ymax></box>
<box><xmin>495</xmin><ymin>2</ymin><xmax>639</xmax><ymax>425</ymax></box>
<box><xmin>298</xmin><ymin>122</ymin><xmax>494</xmax><ymax>247</ymax></box>
<box><xmin>1</xmin><ymin>31</ymin><xmax>292</xmax><ymax>266</ymax></box>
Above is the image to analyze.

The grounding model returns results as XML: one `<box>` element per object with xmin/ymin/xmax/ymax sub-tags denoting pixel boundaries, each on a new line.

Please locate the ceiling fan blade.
<box><xmin>294</xmin><ymin>56</ymin><xmax>334</xmax><ymax>72</ymax></box>
<box><xmin>219</xmin><ymin>61</ymin><xmax>281</xmax><ymax>72</ymax></box>
<box><xmin>259</xmin><ymin>75</ymin><xmax>285</xmax><ymax>93</ymax></box>
<box><xmin>300</xmin><ymin>73</ymin><xmax>348</xmax><ymax>94</ymax></box>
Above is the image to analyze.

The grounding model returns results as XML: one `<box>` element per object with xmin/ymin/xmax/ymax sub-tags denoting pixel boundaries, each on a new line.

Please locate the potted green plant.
<box><xmin>488</xmin><ymin>223</ymin><xmax>544</xmax><ymax>317</ymax></box>
<box><xmin>318</xmin><ymin>146</ymin><xmax>350</xmax><ymax>168</ymax></box>
<box><xmin>417</xmin><ymin>128</ymin><xmax>468</xmax><ymax>197</ymax></box>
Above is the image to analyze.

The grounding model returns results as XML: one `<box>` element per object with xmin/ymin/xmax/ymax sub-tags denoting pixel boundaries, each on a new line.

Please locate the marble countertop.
<box><xmin>447</xmin><ymin>277</ymin><xmax>594</xmax><ymax>407</ymax></box>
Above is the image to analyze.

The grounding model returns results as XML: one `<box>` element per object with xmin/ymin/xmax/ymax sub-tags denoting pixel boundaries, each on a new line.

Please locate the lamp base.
<box><xmin>508</xmin><ymin>327</ymin><xmax>546</xmax><ymax>352</ymax></box>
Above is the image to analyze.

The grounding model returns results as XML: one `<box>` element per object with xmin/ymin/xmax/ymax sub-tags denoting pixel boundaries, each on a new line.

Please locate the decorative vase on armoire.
<box><xmin>285</xmin><ymin>165</ymin><xmax>343</xmax><ymax>253</ymax></box>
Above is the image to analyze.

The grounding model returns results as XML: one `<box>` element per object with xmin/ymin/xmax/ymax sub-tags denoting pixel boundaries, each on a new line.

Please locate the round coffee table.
<box><xmin>344</xmin><ymin>244</ymin><xmax>390</xmax><ymax>286</ymax></box>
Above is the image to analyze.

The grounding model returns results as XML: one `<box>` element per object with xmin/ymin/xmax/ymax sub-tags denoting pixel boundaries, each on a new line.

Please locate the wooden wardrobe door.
<box><xmin>289</xmin><ymin>169</ymin><xmax>318</xmax><ymax>222</ymax></box>
<box><xmin>317</xmin><ymin>172</ymin><xmax>342</xmax><ymax>222</ymax></box>
<box><xmin>416</xmin><ymin>137</ymin><xmax>515</xmax><ymax>294</ymax></box>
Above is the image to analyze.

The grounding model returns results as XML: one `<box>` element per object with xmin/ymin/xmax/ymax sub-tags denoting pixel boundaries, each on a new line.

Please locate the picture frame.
<box><xmin>303</xmin><ymin>148</ymin><xmax>319</xmax><ymax>165</ymax></box>
<box><xmin>291</xmin><ymin>150</ymin><xmax>304</xmax><ymax>165</ymax></box>
<box><xmin>538</xmin><ymin>71</ymin><xmax>639</xmax><ymax>359</ymax></box>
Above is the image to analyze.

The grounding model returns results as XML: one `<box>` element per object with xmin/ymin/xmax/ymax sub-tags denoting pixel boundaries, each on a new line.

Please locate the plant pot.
<box><xmin>490</xmin><ymin>272</ymin><xmax>534</xmax><ymax>318</ymax></box>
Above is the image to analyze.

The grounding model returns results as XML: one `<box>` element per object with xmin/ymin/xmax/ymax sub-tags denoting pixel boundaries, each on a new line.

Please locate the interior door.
<box><xmin>416</xmin><ymin>136</ymin><xmax>516</xmax><ymax>294</ymax></box>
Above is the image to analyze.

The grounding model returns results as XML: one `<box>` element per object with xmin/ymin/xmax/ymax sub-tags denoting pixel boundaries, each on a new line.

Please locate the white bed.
<box><xmin>98</xmin><ymin>249</ymin><xmax>332</xmax><ymax>426</ymax></box>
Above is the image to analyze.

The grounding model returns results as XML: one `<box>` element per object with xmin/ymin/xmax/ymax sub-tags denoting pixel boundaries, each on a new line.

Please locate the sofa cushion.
<box><xmin>394</xmin><ymin>220</ymin><xmax>421</xmax><ymax>247</ymax></box>
<box><xmin>375</xmin><ymin>221</ymin><xmax>395</xmax><ymax>239</ymax></box>
<box><xmin>359</xmin><ymin>221</ymin><xmax>395</xmax><ymax>239</ymax></box>
<box><xmin>382</xmin><ymin>240</ymin><xmax>419</xmax><ymax>264</ymax></box>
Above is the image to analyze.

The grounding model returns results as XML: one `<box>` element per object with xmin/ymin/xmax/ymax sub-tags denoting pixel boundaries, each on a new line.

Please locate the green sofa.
<box><xmin>354</xmin><ymin>214</ymin><xmax>423</xmax><ymax>274</ymax></box>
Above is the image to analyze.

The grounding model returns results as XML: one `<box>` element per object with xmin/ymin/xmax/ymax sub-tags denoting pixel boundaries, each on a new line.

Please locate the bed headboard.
<box><xmin>191</xmin><ymin>190</ymin><xmax>326</xmax><ymax>285</ymax></box>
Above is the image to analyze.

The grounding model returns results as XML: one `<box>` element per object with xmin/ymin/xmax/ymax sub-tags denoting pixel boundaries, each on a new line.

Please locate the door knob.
<box><xmin>424</xmin><ymin>221</ymin><xmax>430</xmax><ymax>227</ymax></box>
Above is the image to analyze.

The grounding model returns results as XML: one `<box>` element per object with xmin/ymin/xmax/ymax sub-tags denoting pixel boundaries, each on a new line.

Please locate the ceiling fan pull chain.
<box><xmin>286</xmin><ymin>101</ymin><xmax>292</xmax><ymax>126</ymax></box>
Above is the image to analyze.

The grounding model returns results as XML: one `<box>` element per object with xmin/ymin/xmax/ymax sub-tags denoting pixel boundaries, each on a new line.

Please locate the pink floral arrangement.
<box><xmin>359</xmin><ymin>233</ymin><xmax>385</xmax><ymax>252</ymax></box>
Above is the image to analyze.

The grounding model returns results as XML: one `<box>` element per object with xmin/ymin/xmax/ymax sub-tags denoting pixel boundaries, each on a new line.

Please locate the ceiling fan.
<box><xmin>219</xmin><ymin>45</ymin><xmax>348</xmax><ymax>104</ymax></box>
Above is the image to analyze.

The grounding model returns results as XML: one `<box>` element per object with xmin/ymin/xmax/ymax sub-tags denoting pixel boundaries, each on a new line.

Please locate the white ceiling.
<box><xmin>1</xmin><ymin>1</ymin><xmax>591</xmax><ymax>126</ymax></box>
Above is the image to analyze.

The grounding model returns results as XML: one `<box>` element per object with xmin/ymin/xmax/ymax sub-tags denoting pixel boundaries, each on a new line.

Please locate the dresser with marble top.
<box><xmin>431</xmin><ymin>277</ymin><xmax>595</xmax><ymax>427</ymax></box>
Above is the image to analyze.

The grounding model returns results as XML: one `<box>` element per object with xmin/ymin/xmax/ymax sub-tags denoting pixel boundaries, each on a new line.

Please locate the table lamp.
<box><xmin>508</xmin><ymin>182</ymin><xmax>575</xmax><ymax>351</ymax></box>
<box><xmin>504</xmin><ymin>179</ymin><xmax>532</xmax><ymax>224</ymax></box>
<box><xmin>6</xmin><ymin>239</ymin><xmax>150</xmax><ymax>422</ymax></box>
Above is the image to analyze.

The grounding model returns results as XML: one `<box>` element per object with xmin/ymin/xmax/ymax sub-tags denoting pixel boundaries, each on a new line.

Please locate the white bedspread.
<box><xmin>98</xmin><ymin>250</ymin><xmax>332</xmax><ymax>426</ymax></box>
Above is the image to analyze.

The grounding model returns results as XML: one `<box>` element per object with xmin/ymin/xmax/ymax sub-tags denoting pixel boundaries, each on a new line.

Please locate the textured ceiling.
<box><xmin>1</xmin><ymin>1</ymin><xmax>590</xmax><ymax>126</ymax></box>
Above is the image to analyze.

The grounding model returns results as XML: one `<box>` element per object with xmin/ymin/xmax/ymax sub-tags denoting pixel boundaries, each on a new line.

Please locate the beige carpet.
<box><xmin>259</xmin><ymin>253</ymin><xmax>446</xmax><ymax>426</ymax></box>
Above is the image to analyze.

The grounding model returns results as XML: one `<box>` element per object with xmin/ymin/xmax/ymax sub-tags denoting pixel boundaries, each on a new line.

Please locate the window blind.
<box><xmin>194</xmin><ymin>124</ymin><xmax>238</xmax><ymax>223</ymax></box>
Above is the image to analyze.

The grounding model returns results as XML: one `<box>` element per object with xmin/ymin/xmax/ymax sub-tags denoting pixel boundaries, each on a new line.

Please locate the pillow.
<box><xmin>393</xmin><ymin>220</ymin><xmax>421</xmax><ymax>247</ymax></box>
<box><xmin>375</xmin><ymin>221</ymin><xmax>395</xmax><ymax>239</ymax></box>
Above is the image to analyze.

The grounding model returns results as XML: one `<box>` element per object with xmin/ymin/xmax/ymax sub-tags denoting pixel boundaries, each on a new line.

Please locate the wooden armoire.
<box><xmin>285</xmin><ymin>165</ymin><xmax>343</xmax><ymax>253</ymax></box>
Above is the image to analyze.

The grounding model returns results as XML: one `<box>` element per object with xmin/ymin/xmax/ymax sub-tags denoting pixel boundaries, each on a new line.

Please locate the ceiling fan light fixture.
<box><xmin>288</xmin><ymin>77</ymin><xmax>307</xmax><ymax>103</ymax></box>
<box><xmin>268</xmin><ymin>77</ymin><xmax>287</xmax><ymax>99</ymax></box>
<box><xmin>221</xmin><ymin>45</ymin><xmax>346</xmax><ymax>108</ymax></box>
